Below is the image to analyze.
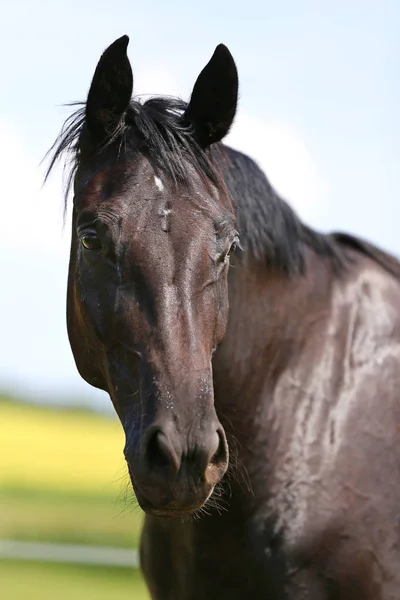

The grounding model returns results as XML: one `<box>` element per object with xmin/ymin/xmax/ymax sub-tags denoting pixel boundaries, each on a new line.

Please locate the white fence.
<box><xmin>0</xmin><ymin>540</ymin><xmax>139</xmax><ymax>568</ymax></box>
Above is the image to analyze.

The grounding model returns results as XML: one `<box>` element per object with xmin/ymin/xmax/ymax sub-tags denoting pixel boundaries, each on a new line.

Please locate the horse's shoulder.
<box><xmin>334</xmin><ymin>247</ymin><xmax>400</xmax><ymax>344</ymax></box>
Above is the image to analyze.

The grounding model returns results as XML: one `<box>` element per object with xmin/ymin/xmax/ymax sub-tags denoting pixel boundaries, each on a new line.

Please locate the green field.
<box><xmin>0</xmin><ymin>398</ymin><xmax>149</xmax><ymax>599</ymax></box>
<box><xmin>0</xmin><ymin>561</ymin><xmax>149</xmax><ymax>599</ymax></box>
<box><xmin>1</xmin><ymin>400</ymin><xmax>128</xmax><ymax>493</ymax></box>
<box><xmin>1</xmin><ymin>485</ymin><xmax>143</xmax><ymax>549</ymax></box>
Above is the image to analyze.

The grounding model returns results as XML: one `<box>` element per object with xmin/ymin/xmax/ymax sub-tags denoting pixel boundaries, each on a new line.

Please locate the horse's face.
<box><xmin>67</xmin><ymin>36</ymin><xmax>239</xmax><ymax>516</ymax></box>
<box><xmin>71</xmin><ymin>155</ymin><xmax>237</xmax><ymax>515</ymax></box>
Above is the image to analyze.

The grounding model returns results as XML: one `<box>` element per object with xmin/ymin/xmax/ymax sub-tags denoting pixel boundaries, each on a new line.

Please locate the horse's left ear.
<box><xmin>85</xmin><ymin>35</ymin><xmax>133</xmax><ymax>142</ymax></box>
<box><xmin>184</xmin><ymin>44</ymin><xmax>238</xmax><ymax>147</ymax></box>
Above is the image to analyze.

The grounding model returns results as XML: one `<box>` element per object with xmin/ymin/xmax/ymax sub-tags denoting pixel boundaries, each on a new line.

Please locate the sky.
<box><xmin>0</xmin><ymin>1</ymin><xmax>398</xmax><ymax>412</ymax></box>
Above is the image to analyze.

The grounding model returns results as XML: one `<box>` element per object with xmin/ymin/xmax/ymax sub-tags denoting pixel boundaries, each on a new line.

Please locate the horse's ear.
<box><xmin>184</xmin><ymin>44</ymin><xmax>238</xmax><ymax>147</ymax></box>
<box><xmin>85</xmin><ymin>35</ymin><xmax>133</xmax><ymax>141</ymax></box>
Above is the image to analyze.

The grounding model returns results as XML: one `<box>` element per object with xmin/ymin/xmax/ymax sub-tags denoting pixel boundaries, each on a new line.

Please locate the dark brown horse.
<box><xmin>48</xmin><ymin>35</ymin><xmax>400</xmax><ymax>599</ymax></box>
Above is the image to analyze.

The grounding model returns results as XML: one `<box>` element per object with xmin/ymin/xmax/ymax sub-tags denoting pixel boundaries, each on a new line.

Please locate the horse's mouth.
<box><xmin>148</xmin><ymin>507</ymin><xmax>199</xmax><ymax>519</ymax></box>
<box><xmin>133</xmin><ymin>484</ymin><xmax>215</xmax><ymax>518</ymax></box>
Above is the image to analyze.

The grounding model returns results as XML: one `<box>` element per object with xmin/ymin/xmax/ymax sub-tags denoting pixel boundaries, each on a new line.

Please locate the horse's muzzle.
<box><xmin>125</xmin><ymin>421</ymin><xmax>229</xmax><ymax>516</ymax></box>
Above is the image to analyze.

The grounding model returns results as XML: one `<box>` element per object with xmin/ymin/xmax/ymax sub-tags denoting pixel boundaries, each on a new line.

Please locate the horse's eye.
<box><xmin>81</xmin><ymin>234</ymin><xmax>101</xmax><ymax>251</ymax></box>
<box><xmin>226</xmin><ymin>236</ymin><xmax>241</xmax><ymax>260</ymax></box>
<box><xmin>226</xmin><ymin>243</ymin><xmax>235</xmax><ymax>259</ymax></box>
<box><xmin>217</xmin><ymin>235</ymin><xmax>241</xmax><ymax>264</ymax></box>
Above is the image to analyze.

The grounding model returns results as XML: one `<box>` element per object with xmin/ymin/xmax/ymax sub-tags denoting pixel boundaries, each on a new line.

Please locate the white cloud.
<box><xmin>225</xmin><ymin>112</ymin><xmax>328</xmax><ymax>223</ymax></box>
<box><xmin>134</xmin><ymin>66</ymin><xmax>183</xmax><ymax>99</ymax></box>
<box><xmin>0</xmin><ymin>121</ymin><xmax>71</xmax><ymax>257</ymax></box>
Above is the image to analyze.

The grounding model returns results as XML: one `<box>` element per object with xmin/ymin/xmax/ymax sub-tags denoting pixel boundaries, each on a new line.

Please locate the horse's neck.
<box><xmin>213</xmin><ymin>248</ymin><xmax>335</xmax><ymax>453</ymax></box>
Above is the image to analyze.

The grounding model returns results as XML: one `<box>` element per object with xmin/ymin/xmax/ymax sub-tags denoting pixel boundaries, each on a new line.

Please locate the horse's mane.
<box><xmin>221</xmin><ymin>147</ymin><xmax>345</xmax><ymax>274</ymax></box>
<box><xmin>221</xmin><ymin>147</ymin><xmax>400</xmax><ymax>279</ymax></box>
<box><xmin>46</xmin><ymin>95</ymin><xmax>399</xmax><ymax>279</ymax></box>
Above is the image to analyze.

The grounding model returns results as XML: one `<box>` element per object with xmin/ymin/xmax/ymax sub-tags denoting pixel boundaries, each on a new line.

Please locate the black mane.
<box><xmin>48</xmin><ymin>94</ymin><xmax>400</xmax><ymax>278</ymax></box>
<box><xmin>221</xmin><ymin>147</ymin><xmax>344</xmax><ymax>274</ymax></box>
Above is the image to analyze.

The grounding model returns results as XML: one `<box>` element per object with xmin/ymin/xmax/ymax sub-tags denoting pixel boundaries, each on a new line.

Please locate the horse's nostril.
<box><xmin>144</xmin><ymin>428</ymin><xmax>179</xmax><ymax>475</ymax></box>
<box><xmin>139</xmin><ymin>424</ymin><xmax>228</xmax><ymax>488</ymax></box>
<box><xmin>210</xmin><ymin>428</ymin><xmax>229</xmax><ymax>467</ymax></box>
<box><xmin>147</xmin><ymin>430</ymin><xmax>170</xmax><ymax>468</ymax></box>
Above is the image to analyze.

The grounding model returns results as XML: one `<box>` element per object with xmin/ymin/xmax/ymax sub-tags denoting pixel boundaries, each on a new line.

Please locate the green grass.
<box><xmin>0</xmin><ymin>399</ymin><xmax>144</xmax><ymax>548</ymax></box>
<box><xmin>0</xmin><ymin>399</ymin><xmax>149</xmax><ymax>596</ymax></box>
<box><xmin>0</xmin><ymin>399</ymin><xmax>127</xmax><ymax>495</ymax></box>
<box><xmin>0</xmin><ymin>485</ymin><xmax>143</xmax><ymax>548</ymax></box>
<box><xmin>0</xmin><ymin>561</ymin><xmax>150</xmax><ymax>600</ymax></box>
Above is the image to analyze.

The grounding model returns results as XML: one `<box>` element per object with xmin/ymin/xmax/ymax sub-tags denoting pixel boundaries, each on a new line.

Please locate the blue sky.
<box><xmin>0</xmin><ymin>1</ymin><xmax>398</xmax><ymax>412</ymax></box>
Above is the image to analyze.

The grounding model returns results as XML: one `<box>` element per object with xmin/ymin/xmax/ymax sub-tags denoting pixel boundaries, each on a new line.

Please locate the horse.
<box><xmin>47</xmin><ymin>35</ymin><xmax>400</xmax><ymax>599</ymax></box>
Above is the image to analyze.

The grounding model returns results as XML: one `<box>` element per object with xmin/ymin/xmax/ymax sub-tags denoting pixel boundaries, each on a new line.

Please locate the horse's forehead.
<box><xmin>78</xmin><ymin>156</ymin><xmax>223</xmax><ymax>224</ymax></box>
<box><xmin>79</xmin><ymin>158</ymin><xmax>154</xmax><ymax>204</ymax></box>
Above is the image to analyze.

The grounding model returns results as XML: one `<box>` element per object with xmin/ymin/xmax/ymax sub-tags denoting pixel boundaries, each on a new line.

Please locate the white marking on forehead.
<box><xmin>160</xmin><ymin>207</ymin><xmax>171</xmax><ymax>218</ymax></box>
<box><xmin>154</xmin><ymin>176</ymin><xmax>164</xmax><ymax>192</ymax></box>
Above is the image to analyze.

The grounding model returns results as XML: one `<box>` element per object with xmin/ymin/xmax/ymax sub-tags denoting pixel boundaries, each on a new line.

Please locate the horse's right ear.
<box><xmin>85</xmin><ymin>35</ymin><xmax>133</xmax><ymax>142</ymax></box>
<box><xmin>184</xmin><ymin>44</ymin><xmax>238</xmax><ymax>147</ymax></box>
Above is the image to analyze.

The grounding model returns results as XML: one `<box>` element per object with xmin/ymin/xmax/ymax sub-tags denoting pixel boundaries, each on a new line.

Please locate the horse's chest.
<box><xmin>140</xmin><ymin>514</ymin><xmax>288</xmax><ymax>600</ymax></box>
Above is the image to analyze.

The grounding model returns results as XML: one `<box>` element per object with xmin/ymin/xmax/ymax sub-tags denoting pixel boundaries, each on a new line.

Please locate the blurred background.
<box><xmin>0</xmin><ymin>0</ymin><xmax>398</xmax><ymax>597</ymax></box>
